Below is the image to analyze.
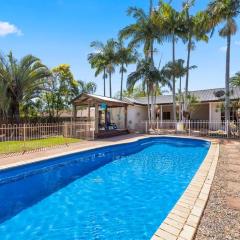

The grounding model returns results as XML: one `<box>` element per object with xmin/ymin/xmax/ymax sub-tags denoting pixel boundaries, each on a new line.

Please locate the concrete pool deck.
<box><xmin>0</xmin><ymin>134</ymin><xmax>230</xmax><ymax>239</ymax></box>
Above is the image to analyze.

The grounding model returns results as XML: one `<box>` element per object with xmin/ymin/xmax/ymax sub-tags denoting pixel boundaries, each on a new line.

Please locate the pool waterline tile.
<box><xmin>151</xmin><ymin>140</ymin><xmax>220</xmax><ymax>240</ymax></box>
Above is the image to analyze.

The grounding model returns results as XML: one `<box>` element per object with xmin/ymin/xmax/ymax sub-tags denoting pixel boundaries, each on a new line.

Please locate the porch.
<box><xmin>72</xmin><ymin>93</ymin><xmax>130</xmax><ymax>138</ymax></box>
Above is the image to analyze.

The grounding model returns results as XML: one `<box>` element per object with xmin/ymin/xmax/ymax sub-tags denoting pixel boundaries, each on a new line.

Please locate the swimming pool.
<box><xmin>0</xmin><ymin>137</ymin><xmax>210</xmax><ymax>240</ymax></box>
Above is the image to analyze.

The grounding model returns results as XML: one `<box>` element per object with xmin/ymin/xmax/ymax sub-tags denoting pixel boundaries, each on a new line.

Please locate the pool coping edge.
<box><xmin>151</xmin><ymin>139</ymin><xmax>219</xmax><ymax>240</ymax></box>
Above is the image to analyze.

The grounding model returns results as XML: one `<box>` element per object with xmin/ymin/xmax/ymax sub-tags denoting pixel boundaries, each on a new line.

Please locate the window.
<box><xmin>221</xmin><ymin>108</ymin><xmax>236</xmax><ymax>121</ymax></box>
<box><xmin>163</xmin><ymin>112</ymin><xmax>171</xmax><ymax>120</ymax></box>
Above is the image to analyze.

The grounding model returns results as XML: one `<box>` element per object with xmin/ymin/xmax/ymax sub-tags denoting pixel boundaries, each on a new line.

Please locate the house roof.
<box><xmin>72</xmin><ymin>93</ymin><xmax>131</xmax><ymax>107</ymax></box>
<box><xmin>124</xmin><ymin>88</ymin><xmax>240</xmax><ymax>105</ymax></box>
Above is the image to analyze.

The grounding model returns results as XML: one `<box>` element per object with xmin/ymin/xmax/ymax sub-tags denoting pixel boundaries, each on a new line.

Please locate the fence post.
<box><xmin>226</xmin><ymin>120</ymin><xmax>229</xmax><ymax>138</ymax></box>
<box><xmin>23</xmin><ymin>124</ymin><xmax>26</xmax><ymax>152</ymax></box>
<box><xmin>145</xmin><ymin>121</ymin><xmax>148</xmax><ymax>134</ymax></box>
<box><xmin>188</xmin><ymin>120</ymin><xmax>191</xmax><ymax>136</ymax></box>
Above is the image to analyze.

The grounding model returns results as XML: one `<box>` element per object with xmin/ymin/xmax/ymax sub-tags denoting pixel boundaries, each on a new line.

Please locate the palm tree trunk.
<box><xmin>179</xmin><ymin>76</ymin><xmax>182</xmax><ymax>121</ymax></box>
<box><xmin>120</xmin><ymin>63</ymin><xmax>124</xmax><ymax>100</ymax></box>
<box><xmin>184</xmin><ymin>35</ymin><xmax>192</xmax><ymax>113</ymax></box>
<box><xmin>225</xmin><ymin>34</ymin><xmax>231</xmax><ymax>122</ymax></box>
<box><xmin>151</xmin><ymin>85</ymin><xmax>154</xmax><ymax>123</ymax></box>
<box><xmin>149</xmin><ymin>0</ymin><xmax>153</xmax><ymax>15</ymax></box>
<box><xmin>109</xmin><ymin>72</ymin><xmax>112</xmax><ymax>98</ymax></box>
<box><xmin>172</xmin><ymin>35</ymin><xmax>177</xmax><ymax>122</ymax></box>
<box><xmin>103</xmin><ymin>67</ymin><xmax>106</xmax><ymax>97</ymax></box>
<box><xmin>147</xmin><ymin>83</ymin><xmax>150</xmax><ymax>125</ymax></box>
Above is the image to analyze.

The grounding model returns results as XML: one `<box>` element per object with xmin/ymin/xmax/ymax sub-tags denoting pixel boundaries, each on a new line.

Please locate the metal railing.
<box><xmin>144</xmin><ymin>120</ymin><xmax>240</xmax><ymax>139</ymax></box>
<box><xmin>0</xmin><ymin>121</ymin><xmax>95</xmax><ymax>157</ymax></box>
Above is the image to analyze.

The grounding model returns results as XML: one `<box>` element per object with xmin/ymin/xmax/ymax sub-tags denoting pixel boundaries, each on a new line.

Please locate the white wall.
<box><xmin>111</xmin><ymin>105</ymin><xmax>148</xmax><ymax>131</ymax></box>
<box><xmin>209</xmin><ymin>102</ymin><xmax>222</xmax><ymax>130</ymax></box>
<box><xmin>127</xmin><ymin>105</ymin><xmax>148</xmax><ymax>131</ymax></box>
<box><xmin>209</xmin><ymin>102</ymin><xmax>221</xmax><ymax>121</ymax></box>
<box><xmin>111</xmin><ymin>107</ymin><xmax>125</xmax><ymax>129</ymax></box>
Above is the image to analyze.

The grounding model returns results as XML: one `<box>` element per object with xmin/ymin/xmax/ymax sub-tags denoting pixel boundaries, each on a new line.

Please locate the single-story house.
<box><xmin>72</xmin><ymin>88</ymin><xmax>240</xmax><ymax>134</ymax></box>
<box><xmin>113</xmin><ymin>87</ymin><xmax>240</xmax><ymax>131</ymax></box>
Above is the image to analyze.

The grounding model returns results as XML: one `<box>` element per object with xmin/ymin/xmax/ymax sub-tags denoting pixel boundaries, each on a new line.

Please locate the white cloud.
<box><xmin>0</xmin><ymin>21</ymin><xmax>22</xmax><ymax>37</ymax></box>
<box><xmin>219</xmin><ymin>46</ymin><xmax>227</xmax><ymax>52</ymax></box>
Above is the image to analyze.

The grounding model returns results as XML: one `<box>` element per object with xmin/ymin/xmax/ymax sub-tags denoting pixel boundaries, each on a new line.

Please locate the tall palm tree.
<box><xmin>208</xmin><ymin>0</ymin><xmax>240</xmax><ymax>121</ymax></box>
<box><xmin>127</xmin><ymin>59</ymin><xmax>171</xmax><ymax>123</ymax></box>
<box><xmin>163</xmin><ymin>59</ymin><xmax>197</xmax><ymax>120</ymax></box>
<box><xmin>119</xmin><ymin>6</ymin><xmax>162</xmax><ymax>63</ymax></box>
<box><xmin>88</xmin><ymin>41</ymin><xmax>108</xmax><ymax>96</ymax></box>
<box><xmin>0</xmin><ymin>52</ymin><xmax>50</xmax><ymax>121</ymax></box>
<box><xmin>104</xmin><ymin>39</ymin><xmax>117</xmax><ymax>98</ymax></box>
<box><xmin>115</xmin><ymin>39</ymin><xmax>138</xmax><ymax>100</ymax></box>
<box><xmin>182</xmin><ymin>2</ymin><xmax>209</xmax><ymax>111</ymax></box>
<box><xmin>120</xmin><ymin>5</ymin><xmax>163</xmax><ymax>122</ymax></box>
<box><xmin>154</xmin><ymin>1</ymin><xmax>185</xmax><ymax>121</ymax></box>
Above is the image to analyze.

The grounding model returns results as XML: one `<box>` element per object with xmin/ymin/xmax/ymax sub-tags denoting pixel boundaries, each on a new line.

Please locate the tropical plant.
<box><xmin>118</xmin><ymin>85</ymin><xmax>148</xmax><ymax>98</ymax></box>
<box><xmin>115</xmin><ymin>38</ymin><xmax>138</xmax><ymax>100</ymax></box>
<box><xmin>183</xmin><ymin>94</ymin><xmax>199</xmax><ymax>119</ymax></box>
<box><xmin>154</xmin><ymin>1</ymin><xmax>185</xmax><ymax>121</ymax></box>
<box><xmin>42</xmin><ymin>64</ymin><xmax>84</xmax><ymax>118</ymax></box>
<box><xmin>182</xmin><ymin>2</ymin><xmax>209</xmax><ymax>111</ymax></box>
<box><xmin>231</xmin><ymin>71</ymin><xmax>240</xmax><ymax>87</ymax></box>
<box><xmin>79</xmin><ymin>80</ymin><xmax>97</xmax><ymax>94</ymax></box>
<box><xmin>104</xmin><ymin>39</ymin><xmax>118</xmax><ymax>98</ymax></box>
<box><xmin>0</xmin><ymin>52</ymin><xmax>50</xmax><ymax>121</ymax></box>
<box><xmin>88</xmin><ymin>41</ymin><xmax>108</xmax><ymax>96</ymax></box>
<box><xmin>127</xmin><ymin>59</ymin><xmax>170</xmax><ymax>123</ymax></box>
<box><xmin>162</xmin><ymin>59</ymin><xmax>197</xmax><ymax>120</ymax></box>
<box><xmin>119</xmin><ymin>6</ymin><xmax>162</xmax><ymax>62</ymax></box>
<box><xmin>207</xmin><ymin>0</ymin><xmax>240</xmax><ymax>121</ymax></box>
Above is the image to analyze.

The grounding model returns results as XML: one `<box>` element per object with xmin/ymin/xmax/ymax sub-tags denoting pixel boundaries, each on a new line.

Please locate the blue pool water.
<box><xmin>0</xmin><ymin>137</ymin><xmax>210</xmax><ymax>240</ymax></box>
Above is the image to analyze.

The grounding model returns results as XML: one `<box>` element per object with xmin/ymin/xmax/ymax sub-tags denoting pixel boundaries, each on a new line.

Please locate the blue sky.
<box><xmin>0</xmin><ymin>0</ymin><xmax>240</xmax><ymax>97</ymax></box>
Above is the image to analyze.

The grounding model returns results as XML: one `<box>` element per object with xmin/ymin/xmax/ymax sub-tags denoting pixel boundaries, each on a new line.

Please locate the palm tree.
<box><xmin>231</xmin><ymin>72</ymin><xmax>240</xmax><ymax>87</ymax></box>
<box><xmin>88</xmin><ymin>41</ymin><xmax>108</xmax><ymax>96</ymax></box>
<box><xmin>162</xmin><ymin>59</ymin><xmax>197</xmax><ymax>120</ymax></box>
<box><xmin>120</xmin><ymin>4</ymin><xmax>164</xmax><ymax>122</ymax></box>
<box><xmin>154</xmin><ymin>1</ymin><xmax>185</xmax><ymax>121</ymax></box>
<box><xmin>127</xmin><ymin>59</ymin><xmax>170</xmax><ymax>123</ymax></box>
<box><xmin>119</xmin><ymin>6</ymin><xmax>162</xmax><ymax>62</ymax></box>
<box><xmin>79</xmin><ymin>80</ymin><xmax>97</xmax><ymax>94</ymax></box>
<box><xmin>0</xmin><ymin>52</ymin><xmax>50</xmax><ymax>121</ymax></box>
<box><xmin>115</xmin><ymin>39</ymin><xmax>138</xmax><ymax>100</ymax></box>
<box><xmin>182</xmin><ymin>2</ymin><xmax>209</xmax><ymax>111</ymax></box>
<box><xmin>104</xmin><ymin>39</ymin><xmax>117</xmax><ymax>98</ymax></box>
<box><xmin>208</xmin><ymin>0</ymin><xmax>240</xmax><ymax>121</ymax></box>
<box><xmin>0</xmin><ymin>80</ymin><xmax>10</xmax><ymax>120</ymax></box>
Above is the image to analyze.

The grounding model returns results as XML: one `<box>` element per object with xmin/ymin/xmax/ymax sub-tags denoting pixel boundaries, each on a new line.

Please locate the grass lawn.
<box><xmin>0</xmin><ymin>137</ymin><xmax>81</xmax><ymax>154</ymax></box>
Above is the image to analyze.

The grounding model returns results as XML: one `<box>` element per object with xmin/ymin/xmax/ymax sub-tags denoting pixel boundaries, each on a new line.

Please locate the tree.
<box><xmin>43</xmin><ymin>64</ymin><xmax>82</xmax><ymax>118</ymax></box>
<box><xmin>79</xmin><ymin>80</ymin><xmax>97</xmax><ymax>94</ymax></box>
<box><xmin>120</xmin><ymin>5</ymin><xmax>164</xmax><ymax>122</ymax></box>
<box><xmin>127</xmin><ymin>59</ymin><xmax>170</xmax><ymax>123</ymax></box>
<box><xmin>183</xmin><ymin>94</ymin><xmax>199</xmax><ymax>120</ymax></box>
<box><xmin>88</xmin><ymin>41</ymin><xmax>108</xmax><ymax>96</ymax></box>
<box><xmin>208</xmin><ymin>0</ymin><xmax>240</xmax><ymax>121</ymax></box>
<box><xmin>104</xmin><ymin>39</ymin><xmax>118</xmax><ymax>98</ymax></box>
<box><xmin>230</xmin><ymin>72</ymin><xmax>240</xmax><ymax>87</ymax></box>
<box><xmin>162</xmin><ymin>59</ymin><xmax>197</xmax><ymax>120</ymax></box>
<box><xmin>119</xmin><ymin>6</ymin><xmax>162</xmax><ymax>62</ymax></box>
<box><xmin>182</xmin><ymin>2</ymin><xmax>209</xmax><ymax>112</ymax></box>
<box><xmin>154</xmin><ymin>1</ymin><xmax>185</xmax><ymax>121</ymax></box>
<box><xmin>115</xmin><ymin>38</ymin><xmax>138</xmax><ymax>100</ymax></box>
<box><xmin>0</xmin><ymin>52</ymin><xmax>50</xmax><ymax>121</ymax></box>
